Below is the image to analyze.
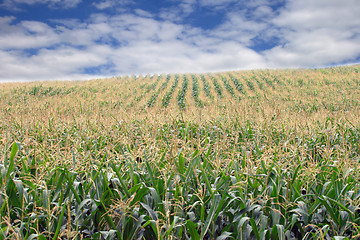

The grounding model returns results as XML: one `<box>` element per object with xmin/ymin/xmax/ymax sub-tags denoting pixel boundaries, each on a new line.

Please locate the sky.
<box><xmin>0</xmin><ymin>0</ymin><xmax>359</xmax><ymax>82</ymax></box>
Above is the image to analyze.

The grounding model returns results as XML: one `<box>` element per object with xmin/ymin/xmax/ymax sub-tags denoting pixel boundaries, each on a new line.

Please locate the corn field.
<box><xmin>0</xmin><ymin>65</ymin><xmax>360</xmax><ymax>239</ymax></box>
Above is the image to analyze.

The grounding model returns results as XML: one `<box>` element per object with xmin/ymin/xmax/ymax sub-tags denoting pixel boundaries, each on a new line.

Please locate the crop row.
<box><xmin>142</xmin><ymin>68</ymin><xmax>357</xmax><ymax>109</ymax></box>
<box><xmin>253</xmin><ymin>76</ymin><xmax>265</xmax><ymax>90</ymax></box>
<box><xmin>15</xmin><ymin>85</ymin><xmax>77</xmax><ymax>97</ymax></box>
<box><xmin>177</xmin><ymin>75</ymin><xmax>188</xmax><ymax>109</ymax></box>
<box><xmin>162</xmin><ymin>75</ymin><xmax>179</xmax><ymax>108</ymax></box>
<box><xmin>145</xmin><ymin>74</ymin><xmax>161</xmax><ymax>93</ymax></box>
<box><xmin>228</xmin><ymin>74</ymin><xmax>246</xmax><ymax>95</ymax></box>
<box><xmin>160</xmin><ymin>74</ymin><xmax>171</xmax><ymax>91</ymax></box>
<box><xmin>147</xmin><ymin>75</ymin><xmax>171</xmax><ymax>107</ymax></box>
<box><xmin>219</xmin><ymin>75</ymin><xmax>235</xmax><ymax>97</ymax></box>
<box><xmin>200</xmin><ymin>75</ymin><xmax>212</xmax><ymax>98</ymax></box>
<box><xmin>210</xmin><ymin>75</ymin><xmax>223</xmax><ymax>98</ymax></box>
<box><xmin>149</xmin><ymin>73</ymin><xmax>286</xmax><ymax>108</ymax></box>
<box><xmin>244</xmin><ymin>76</ymin><xmax>255</xmax><ymax>91</ymax></box>
<box><xmin>191</xmin><ymin>75</ymin><xmax>203</xmax><ymax>108</ymax></box>
<box><xmin>260</xmin><ymin>74</ymin><xmax>275</xmax><ymax>89</ymax></box>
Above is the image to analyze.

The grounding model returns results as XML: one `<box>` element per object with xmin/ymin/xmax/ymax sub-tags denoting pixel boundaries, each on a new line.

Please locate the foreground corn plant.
<box><xmin>1</xmin><ymin>119</ymin><xmax>360</xmax><ymax>239</ymax></box>
<box><xmin>0</xmin><ymin>65</ymin><xmax>360</xmax><ymax>239</ymax></box>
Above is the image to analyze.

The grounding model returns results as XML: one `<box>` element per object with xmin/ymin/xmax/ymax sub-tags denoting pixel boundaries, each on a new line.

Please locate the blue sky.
<box><xmin>0</xmin><ymin>0</ymin><xmax>359</xmax><ymax>82</ymax></box>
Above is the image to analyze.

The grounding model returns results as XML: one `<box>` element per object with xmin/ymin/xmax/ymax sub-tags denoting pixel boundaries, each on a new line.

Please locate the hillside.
<box><xmin>1</xmin><ymin>66</ymin><xmax>360</xmax><ymax>121</ymax></box>
<box><xmin>0</xmin><ymin>65</ymin><xmax>360</xmax><ymax>239</ymax></box>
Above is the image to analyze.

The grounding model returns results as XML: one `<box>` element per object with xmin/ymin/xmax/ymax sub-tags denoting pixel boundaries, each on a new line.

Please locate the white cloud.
<box><xmin>252</xmin><ymin>5</ymin><xmax>275</xmax><ymax>19</ymax></box>
<box><xmin>111</xmin><ymin>39</ymin><xmax>265</xmax><ymax>74</ymax></box>
<box><xmin>211</xmin><ymin>11</ymin><xmax>268</xmax><ymax>46</ymax></box>
<box><xmin>179</xmin><ymin>0</ymin><xmax>197</xmax><ymax>15</ymax></box>
<box><xmin>273</xmin><ymin>0</ymin><xmax>360</xmax><ymax>30</ymax></box>
<box><xmin>0</xmin><ymin>45</ymin><xmax>110</xmax><ymax>81</ymax></box>
<box><xmin>133</xmin><ymin>9</ymin><xmax>153</xmax><ymax>18</ymax></box>
<box><xmin>0</xmin><ymin>21</ymin><xmax>60</xmax><ymax>49</ymax></box>
<box><xmin>93</xmin><ymin>0</ymin><xmax>132</xmax><ymax>10</ymax></box>
<box><xmin>0</xmin><ymin>0</ymin><xmax>359</xmax><ymax>82</ymax></box>
<box><xmin>264</xmin><ymin>0</ymin><xmax>360</xmax><ymax>67</ymax></box>
<box><xmin>1</xmin><ymin>0</ymin><xmax>82</xmax><ymax>9</ymax></box>
<box><xmin>88</xmin><ymin>14</ymin><xmax>266</xmax><ymax>74</ymax></box>
<box><xmin>158</xmin><ymin>1</ymin><xmax>196</xmax><ymax>22</ymax></box>
<box><xmin>0</xmin><ymin>12</ymin><xmax>267</xmax><ymax>81</ymax></box>
<box><xmin>199</xmin><ymin>0</ymin><xmax>237</xmax><ymax>7</ymax></box>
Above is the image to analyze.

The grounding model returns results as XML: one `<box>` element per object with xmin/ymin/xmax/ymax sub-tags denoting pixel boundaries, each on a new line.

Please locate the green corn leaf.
<box><xmin>259</xmin><ymin>215</ymin><xmax>268</xmax><ymax>240</ymax></box>
<box><xmin>186</xmin><ymin>220</ymin><xmax>200</xmax><ymax>240</ymax></box>
<box><xmin>100</xmin><ymin>230</ymin><xmax>118</xmax><ymax>240</ymax></box>
<box><xmin>318</xmin><ymin>196</ymin><xmax>339</xmax><ymax>226</ymax></box>
<box><xmin>85</xmin><ymin>154</ymin><xmax>106</xmax><ymax>194</ymax></box>
<box><xmin>326</xmin><ymin>196</ymin><xmax>354</xmax><ymax>221</ymax></box>
<box><xmin>235</xmin><ymin>204</ymin><xmax>261</xmax><ymax>221</ymax></box>
<box><xmin>237</xmin><ymin>216</ymin><xmax>250</xmax><ymax>237</ymax></box>
<box><xmin>127</xmin><ymin>215</ymin><xmax>147</xmax><ymax>239</ymax></box>
<box><xmin>200</xmin><ymin>194</ymin><xmax>224</xmax><ymax>239</ymax></box>
<box><xmin>178</xmin><ymin>152</ymin><xmax>185</xmax><ymax>174</ymax></box>
<box><xmin>184</xmin><ymin>155</ymin><xmax>199</xmax><ymax>182</ymax></box>
<box><xmin>20</xmin><ymin>156</ymin><xmax>28</xmax><ymax>173</ymax></box>
<box><xmin>145</xmin><ymin>161</ymin><xmax>156</xmax><ymax>187</ymax></box>
<box><xmin>140</xmin><ymin>202</ymin><xmax>158</xmax><ymax>220</ymax></box>
<box><xmin>199</xmin><ymin>164</ymin><xmax>213</xmax><ymax>196</ymax></box>
<box><xmin>63</xmin><ymin>173</ymin><xmax>82</xmax><ymax>204</ymax></box>
<box><xmin>275</xmin><ymin>224</ymin><xmax>285</xmax><ymax>240</ymax></box>
<box><xmin>249</xmin><ymin>218</ymin><xmax>259</xmax><ymax>239</ymax></box>
<box><xmin>142</xmin><ymin>219</ymin><xmax>159</xmax><ymax>238</ymax></box>
<box><xmin>129</xmin><ymin>186</ymin><xmax>149</xmax><ymax>206</ymax></box>
<box><xmin>271</xmin><ymin>226</ymin><xmax>278</xmax><ymax>239</ymax></box>
<box><xmin>6</xmin><ymin>179</ymin><xmax>22</xmax><ymax>208</ymax></box>
<box><xmin>290</xmin><ymin>201</ymin><xmax>309</xmax><ymax>225</ymax></box>
<box><xmin>5</xmin><ymin>142</ymin><xmax>19</xmax><ymax>180</ymax></box>
<box><xmin>28</xmin><ymin>234</ymin><xmax>47</xmax><ymax>240</ymax></box>
<box><xmin>216</xmin><ymin>231</ymin><xmax>232</xmax><ymax>240</ymax></box>
<box><xmin>52</xmin><ymin>205</ymin><xmax>66</xmax><ymax>240</ymax></box>
<box><xmin>333</xmin><ymin>237</ymin><xmax>350</xmax><ymax>240</ymax></box>
<box><xmin>111</xmin><ymin>163</ymin><xmax>131</xmax><ymax>198</ymax></box>
<box><xmin>0</xmin><ymin>226</ymin><xmax>8</xmax><ymax>240</ymax></box>
<box><xmin>94</xmin><ymin>200</ymin><xmax>120</xmax><ymax>238</ymax></box>
<box><xmin>14</xmin><ymin>179</ymin><xmax>25</xmax><ymax>207</ymax></box>
<box><xmin>148</xmin><ymin>187</ymin><xmax>160</xmax><ymax>206</ymax></box>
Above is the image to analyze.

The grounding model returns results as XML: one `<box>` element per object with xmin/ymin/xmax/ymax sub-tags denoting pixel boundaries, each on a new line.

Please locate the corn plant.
<box><xmin>252</xmin><ymin>75</ymin><xmax>265</xmax><ymax>91</ymax></box>
<box><xmin>210</xmin><ymin>75</ymin><xmax>223</xmax><ymax>98</ymax></box>
<box><xmin>162</xmin><ymin>75</ymin><xmax>179</xmax><ymax>108</ymax></box>
<box><xmin>200</xmin><ymin>75</ymin><xmax>213</xmax><ymax>98</ymax></box>
<box><xmin>260</xmin><ymin>74</ymin><xmax>275</xmax><ymax>89</ymax></box>
<box><xmin>145</xmin><ymin>74</ymin><xmax>161</xmax><ymax>94</ymax></box>
<box><xmin>218</xmin><ymin>75</ymin><xmax>235</xmax><ymax>97</ymax></box>
<box><xmin>191</xmin><ymin>75</ymin><xmax>203</xmax><ymax>108</ymax></box>
<box><xmin>161</xmin><ymin>74</ymin><xmax>171</xmax><ymax>91</ymax></box>
<box><xmin>177</xmin><ymin>75</ymin><xmax>188</xmax><ymax>109</ymax></box>
<box><xmin>229</xmin><ymin>73</ymin><xmax>246</xmax><ymax>95</ymax></box>
<box><xmin>1</xmin><ymin>120</ymin><xmax>360</xmax><ymax>239</ymax></box>
<box><xmin>244</xmin><ymin>76</ymin><xmax>255</xmax><ymax>91</ymax></box>
<box><xmin>147</xmin><ymin>75</ymin><xmax>164</xmax><ymax>107</ymax></box>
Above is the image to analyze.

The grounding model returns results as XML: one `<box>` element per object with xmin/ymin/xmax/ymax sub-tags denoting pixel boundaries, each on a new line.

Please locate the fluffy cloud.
<box><xmin>1</xmin><ymin>0</ymin><xmax>82</xmax><ymax>9</ymax></box>
<box><xmin>0</xmin><ymin>45</ymin><xmax>110</xmax><ymax>81</ymax></box>
<box><xmin>0</xmin><ymin>19</ymin><xmax>58</xmax><ymax>49</ymax></box>
<box><xmin>0</xmin><ymin>12</ymin><xmax>267</xmax><ymax>81</ymax></box>
<box><xmin>264</xmin><ymin>0</ymin><xmax>360</xmax><ymax>67</ymax></box>
<box><xmin>0</xmin><ymin>0</ymin><xmax>359</xmax><ymax>82</ymax></box>
<box><xmin>93</xmin><ymin>0</ymin><xmax>133</xmax><ymax>10</ymax></box>
<box><xmin>199</xmin><ymin>0</ymin><xmax>238</xmax><ymax>7</ymax></box>
<box><xmin>211</xmin><ymin>12</ymin><xmax>268</xmax><ymax>46</ymax></box>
